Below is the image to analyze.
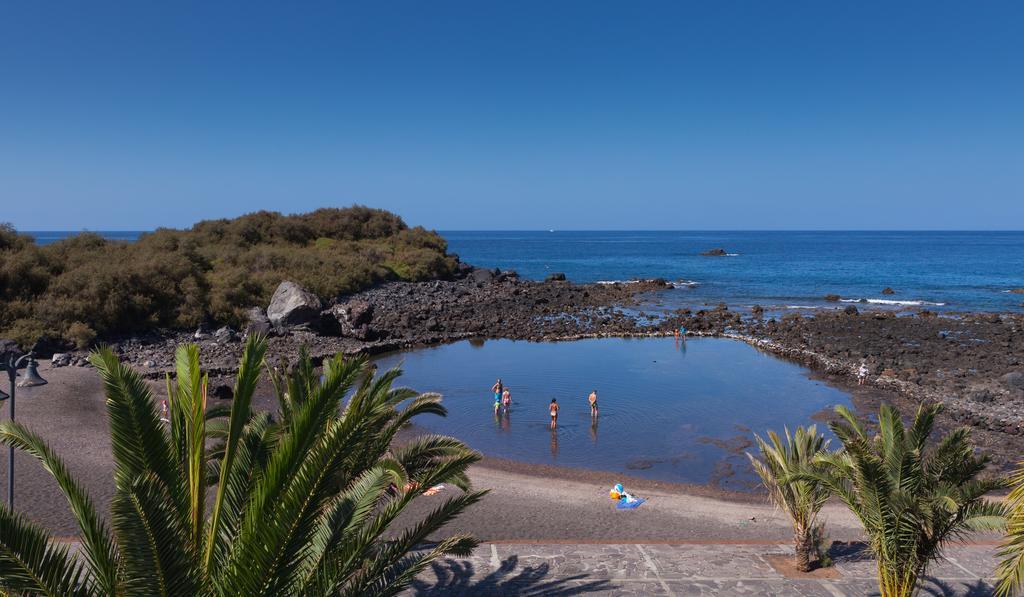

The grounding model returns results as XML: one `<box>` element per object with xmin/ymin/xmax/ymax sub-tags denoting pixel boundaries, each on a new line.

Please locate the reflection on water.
<box><xmin>374</xmin><ymin>337</ymin><xmax>852</xmax><ymax>491</ymax></box>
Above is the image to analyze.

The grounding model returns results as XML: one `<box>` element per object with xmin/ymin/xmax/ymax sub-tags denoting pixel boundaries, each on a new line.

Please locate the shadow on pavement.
<box><xmin>410</xmin><ymin>554</ymin><xmax>612</xmax><ymax>596</ymax></box>
<box><xmin>919</xmin><ymin>578</ymin><xmax>993</xmax><ymax>597</ymax></box>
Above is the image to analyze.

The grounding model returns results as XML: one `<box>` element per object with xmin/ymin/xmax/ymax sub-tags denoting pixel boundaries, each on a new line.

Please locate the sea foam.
<box><xmin>840</xmin><ymin>298</ymin><xmax>946</xmax><ymax>307</ymax></box>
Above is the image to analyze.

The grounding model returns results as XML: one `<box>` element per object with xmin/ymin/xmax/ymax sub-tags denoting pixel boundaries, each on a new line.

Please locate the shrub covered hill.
<box><xmin>0</xmin><ymin>207</ymin><xmax>460</xmax><ymax>349</ymax></box>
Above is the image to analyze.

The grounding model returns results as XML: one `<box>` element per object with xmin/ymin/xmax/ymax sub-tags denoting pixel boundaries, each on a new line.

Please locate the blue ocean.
<box><xmin>28</xmin><ymin>230</ymin><xmax>1024</xmax><ymax>312</ymax></box>
<box><xmin>444</xmin><ymin>231</ymin><xmax>1024</xmax><ymax>313</ymax></box>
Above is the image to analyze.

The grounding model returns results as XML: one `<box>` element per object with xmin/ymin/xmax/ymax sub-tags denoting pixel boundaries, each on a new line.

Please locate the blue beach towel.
<box><xmin>616</xmin><ymin>497</ymin><xmax>646</xmax><ymax>510</ymax></box>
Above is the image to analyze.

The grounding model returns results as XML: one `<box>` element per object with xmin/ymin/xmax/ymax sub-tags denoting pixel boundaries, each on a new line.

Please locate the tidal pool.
<box><xmin>373</xmin><ymin>337</ymin><xmax>853</xmax><ymax>491</ymax></box>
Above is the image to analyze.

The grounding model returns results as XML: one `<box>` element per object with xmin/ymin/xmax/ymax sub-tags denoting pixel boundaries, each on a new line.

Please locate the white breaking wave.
<box><xmin>725</xmin><ymin>253</ymin><xmax>740</xmax><ymax>256</ymax></box>
<box><xmin>784</xmin><ymin>305</ymin><xmax>820</xmax><ymax>309</ymax></box>
<box><xmin>594</xmin><ymin>278</ymin><xmax>699</xmax><ymax>287</ymax></box>
<box><xmin>840</xmin><ymin>298</ymin><xmax>946</xmax><ymax>307</ymax></box>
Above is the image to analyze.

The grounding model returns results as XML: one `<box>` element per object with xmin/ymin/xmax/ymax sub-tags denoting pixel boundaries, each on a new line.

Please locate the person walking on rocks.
<box><xmin>857</xmin><ymin>362</ymin><xmax>869</xmax><ymax>386</ymax></box>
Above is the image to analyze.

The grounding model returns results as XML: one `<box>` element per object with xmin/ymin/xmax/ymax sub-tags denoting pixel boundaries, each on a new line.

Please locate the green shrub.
<box><xmin>0</xmin><ymin>206</ymin><xmax>457</xmax><ymax>348</ymax></box>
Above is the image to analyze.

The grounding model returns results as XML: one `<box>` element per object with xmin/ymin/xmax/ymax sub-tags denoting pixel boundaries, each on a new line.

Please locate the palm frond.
<box><xmin>0</xmin><ymin>420</ymin><xmax>119</xmax><ymax>595</ymax></box>
<box><xmin>0</xmin><ymin>505</ymin><xmax>90</xmax><ymax>596</ymax></box>
<box><xmin>997</xmin><ymin>463</ymin><xmax>1024</xmax><ymax>596</ymax></box>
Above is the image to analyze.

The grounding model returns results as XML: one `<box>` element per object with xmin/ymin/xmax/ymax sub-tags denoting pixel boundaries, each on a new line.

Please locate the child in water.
<box><xmin>549</xmin><ymin>398</ymin><xmax>559</xmax><ymax>428</ymax></box>
<box><xmin>588</xmin><ymin>390</ymin><xmax>598</xmax><ymax>417</ymax></box>
<box><xmin>501</xmin><ymin>388</ymin><xmax>512</xmax><ymax>413</ymax></box>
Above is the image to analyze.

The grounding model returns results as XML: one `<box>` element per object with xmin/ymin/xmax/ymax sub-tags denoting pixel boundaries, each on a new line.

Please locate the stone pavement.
<box><xmin>406</xmin><ymin>542</ymin><xmax>1001</xmax><ymax>596</ymax></box>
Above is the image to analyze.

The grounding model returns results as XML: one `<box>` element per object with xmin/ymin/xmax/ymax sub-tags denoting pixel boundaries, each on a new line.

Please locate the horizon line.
<box><xmin>17</xmin><ymin>228</ymin><xmax>1024</xmax><ymax>234</ymax></box>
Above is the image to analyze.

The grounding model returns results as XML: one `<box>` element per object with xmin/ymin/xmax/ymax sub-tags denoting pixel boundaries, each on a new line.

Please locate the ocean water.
<box><xmin>374</xmin><ymin>336</ymin><xmax>851</xmax><ymax>490</ymax></box>
<box><xmin>444</xmin><ymin>231</ymin><xmax>1024</xmax><ymax>313</ymax></box>
<box><xmin>26</xmin><ymin>230</ymin><xmax>146</xmax><ymax>245</ymax></box>
<box><xmin>27</xmin><ymin>230</ymin><xmax>1024</xmax><ymax>312</ymax></box>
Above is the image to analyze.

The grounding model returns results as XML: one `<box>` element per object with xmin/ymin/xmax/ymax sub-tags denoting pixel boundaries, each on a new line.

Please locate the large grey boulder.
<box><xmin>267</xmin><ymin>281</ymin><xmax>323</xmax><ymax>329</ymax></box>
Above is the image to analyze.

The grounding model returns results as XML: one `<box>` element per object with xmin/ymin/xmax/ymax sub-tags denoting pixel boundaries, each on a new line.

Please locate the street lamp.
<box><xmin>1</xmin><ymin>351</ymin><xmax>47</xmax><ymax>508</ymax></box>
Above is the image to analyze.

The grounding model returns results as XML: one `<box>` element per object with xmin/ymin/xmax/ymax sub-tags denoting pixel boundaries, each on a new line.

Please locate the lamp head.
<box><xmin>16</xmin><ymin>359</ymin><xmax>47</xmax><ymax>388</ymax></box>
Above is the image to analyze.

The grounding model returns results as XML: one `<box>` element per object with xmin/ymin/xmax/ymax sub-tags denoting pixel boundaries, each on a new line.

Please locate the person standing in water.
<box><xmin>588</xmin><ymin>389</ymin><xmax>598</xmax><ymax>418</ymax></box>
<box><xmin>549</xmin><ymin>398</ymin><xmax>559</xmax><ymax>428</ymax></box>
<box><xmin>501</xmin><ymin>387</ymin><xmax>512</xmax><ymax>414</ymax></box>
<box><xmin>492</xmin><ymin>378</ymin><xmax>503</xmax><ymax>413</ymax></box>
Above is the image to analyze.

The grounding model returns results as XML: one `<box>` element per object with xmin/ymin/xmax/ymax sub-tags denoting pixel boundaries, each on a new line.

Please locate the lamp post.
<box><xmin>1</xmin><ymin>352</ymin><xmax>47</xmax><ymax>508</ymax></box>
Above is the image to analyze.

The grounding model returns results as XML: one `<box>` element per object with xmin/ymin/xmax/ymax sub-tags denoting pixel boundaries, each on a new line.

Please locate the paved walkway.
<box><xmin>407</xmin><ymin>542</ymin><xmax>1001</xmax><ymax>596</ymax></box>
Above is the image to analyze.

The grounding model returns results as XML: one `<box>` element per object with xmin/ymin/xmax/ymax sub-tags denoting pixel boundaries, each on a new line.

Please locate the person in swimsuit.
<box><xmin>501</xmin><ymin>388</ymin><xmax>512</xmax><ymax>414</ymax></box>
<box><xmin>492</xmin><ymin>378</ymin><xmax>503</xmax><ymax>412</ymax></box>
<box><xmin>588</xmin><ymin>390</ymin><xmax>598</xmax><ymax>418</ymax></box>
<box><xmin>549</xmin><ymin>398</ymin><xmax>559</xmax><ymax>428</ymax></box>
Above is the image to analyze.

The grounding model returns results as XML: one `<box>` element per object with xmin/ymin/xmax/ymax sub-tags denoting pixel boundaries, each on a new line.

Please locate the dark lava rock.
<box><xmin>469</xmin><ymin>268</ymin><xmax>497</xmax><ymax>284</ymax></box>
<box><xmin>545</xmin><ymin>272</ymin><xmax>567</xmax><ymax>282</ymax></box>
<box><xmin>322</xmin><ymin>300</ymin><xmax>376</xmax><ymax>340</ymax></box>
<box><xmin>31</xmin><ymin>335</ymin><xmax>70</xmax><ymax>358</ymax></box>
<box><xmin>967</xmin><ymin>389</ymin><xmax>994</xmax><ymax>403</ymax></box>
<box><xmin>844</xmin><ymin>305</ymin><xmax>859</xmax><ymax>315</ymax></box>
<box><xmin>700</xmin><ymin>248</ymin><xmax>728</xmax><ymax>256</ymax></box>
<box><xmin>213</xmin><ymin>327</ymin><xmax>238</xmax><ymax>343</ymax></box>
<box><xmin>211</xmin><ymin>384</ymin><xmax>234</xmax><ymax>400</ymax></box>
<box><xmin>0</xmin><ymin>338</ymin><xmax>24</xmax><ymax>361</ymax></box>
<box><xmin>50</xmin><ymin>353</ymin><xmax>72</xmax><ymax>367</ymax></box>
<box><xmin>267</xmin><ymin>281</ymin><xmax>322</xmax><ymax>329</ymax></box>
<box><xmin>1001</xmin><ymin>371</ymin><xmax>1024</xmax><ymax>391</ymax></box>
<box><xmin>824</xmin><ymin>294</ymin><xmax>841</xmax><ymax>302</ymax></box>
<box><xmin>881</xmin><ymin>287</ymin><xmax>896</xmax><ymax>295</ymax></box>
<box><xmin>245</xmin><ymin>307</ymin><xmax>273</xmax><ymax>337</ymax></box>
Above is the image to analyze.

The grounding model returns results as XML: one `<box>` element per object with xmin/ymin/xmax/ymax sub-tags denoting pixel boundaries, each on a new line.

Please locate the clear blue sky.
<box><xmin>2</xmin><ymin>1</ymin><xmax>1022</xmax><ymax>230</ymax></box>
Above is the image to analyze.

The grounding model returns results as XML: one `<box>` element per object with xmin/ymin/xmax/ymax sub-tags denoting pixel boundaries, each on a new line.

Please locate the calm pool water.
<box><xmin>374</xmin><ymin>337</ymin><xmax>852</xmax><ymax>491</ymax></box>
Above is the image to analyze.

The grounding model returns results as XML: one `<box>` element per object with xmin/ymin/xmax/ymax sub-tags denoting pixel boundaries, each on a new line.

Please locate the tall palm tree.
<box><xmin>803</xmin><ymin>403</ymin><xmax>1006</xmax><ymax>597</ymax></box>
<box><xmin>0</xmin><ymin>335</ymin><xmax>486</xmax><ymax>596</ymax></box>
<box><xmin>747</xmin><ymin>425</ymin><xmax>830</xmax><ymax>572</ymax></box>
<box><xmin>996</xmin><ymin>462</ymin><xmax>1024</xmax><ymax>596</ymax></box>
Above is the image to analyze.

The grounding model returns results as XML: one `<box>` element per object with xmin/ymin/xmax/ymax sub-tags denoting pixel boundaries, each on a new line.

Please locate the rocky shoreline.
<box><xmin>34</xmin><ymin>267</ymin><xmax>1024</xmax><ymax>468</ymax></box>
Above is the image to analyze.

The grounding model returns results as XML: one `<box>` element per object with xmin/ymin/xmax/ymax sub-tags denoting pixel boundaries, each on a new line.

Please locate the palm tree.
<box><xmin>996</xmin><ymin>462</ymin><xmax>1024</xmax><ymax>596</ymax></box>
<box><xmin>0</xmin><ymin>335</ymin><xmax>486</xmax><ymax>595</ymax></box>
<box><xmin>747</xmin><ymin>425</ymin><xmax>831</xmax><ymax>572</ymax></box>
<box><xmin>803</xmin><ymin>403</ymin><xmax>1006</xmax><ymax>597</ymax></box>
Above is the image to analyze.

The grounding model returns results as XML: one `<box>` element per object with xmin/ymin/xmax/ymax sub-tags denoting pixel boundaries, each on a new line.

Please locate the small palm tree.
<box><xmin>747</xmin><ymin>425</ymin><xmax>831</xmax><ymax>572</ymax></box>
<box><xmin>804</xmin><ymin>403</ymin><xmax>1006</xmax><ymax>597</ymax></box>
<box><xmin>0</xmin><ymin>335</ymin><xmax>486</xmax><ymax>595</ymax></box>
<box><xmin>996</xmin><ymin>462</ymin><xmax>1024</xmax><ymax>596</ymax></box>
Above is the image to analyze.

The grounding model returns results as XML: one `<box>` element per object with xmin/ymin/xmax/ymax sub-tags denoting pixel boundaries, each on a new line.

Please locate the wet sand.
<box><xmin>0</xmin><ymin>363</ymin><xmax>869</xmax><ymax>543</ymax></box>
